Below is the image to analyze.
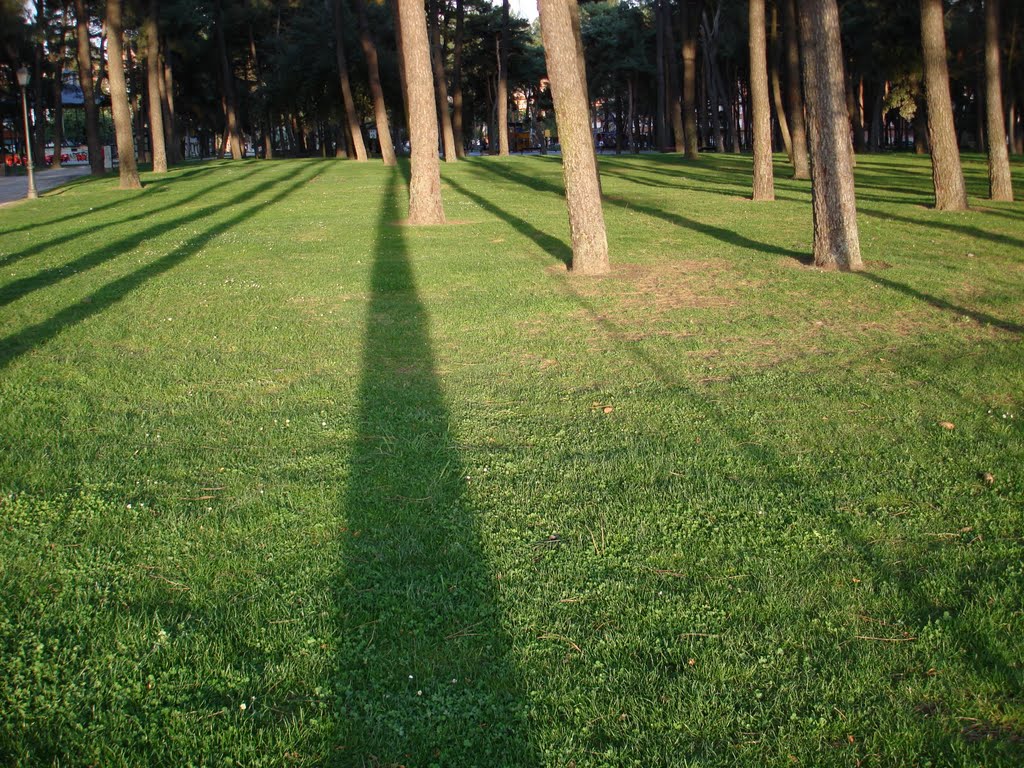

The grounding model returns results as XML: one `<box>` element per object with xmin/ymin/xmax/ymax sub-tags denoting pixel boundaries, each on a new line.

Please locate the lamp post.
<box><xmin>16</xmin><ymin>66</ymin><xmax>38</xmax><ymax>200</ymax></box>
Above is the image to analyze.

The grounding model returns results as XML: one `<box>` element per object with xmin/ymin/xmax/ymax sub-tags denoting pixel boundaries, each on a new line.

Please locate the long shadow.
<box><xmin>446</xmin><ymin>176</ymin><xmax>571</xmax><ymax>267</ymax></box>
<box><xmin>858</xmin><ymin>270</ymin><xmax>1024</xmax><ymax>334</ymax></box>
<box><xmin>333</xmin><ymin>169</ymin><xmax>535</xmax><ymax>764</ymax></box>
<box><xmin>0</xmin><ymin>163</ymin><xmax>269</xmax><ymax>271</ymax></box>
<box><xmin>0</xmin><ymin>162</ymin><xmax>325</xmax><ymax>371</ymax></box>
<box><xmin>859</xmin><ymin>206</ymin><xmax>1024</xmax><ymax>250</ymax></box>
<box><xmin>470</xmin><ymin>160</ymin><xmax>813</xmax><ymax>264</ymax></box>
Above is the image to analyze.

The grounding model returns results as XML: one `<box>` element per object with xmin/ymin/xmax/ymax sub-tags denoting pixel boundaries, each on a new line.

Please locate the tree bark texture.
<box><xmin>397</xmin><ymin>0</ymin><xmax>445</xmax><ymax>223</ymax></box>
<box><xmin>770</xmin><ymin>4</ymin><xmax>793</xmax><ymax>161</ymax></box>
<box><xmin>334</xmin><ymin>0</ymin><xmax>367</xmax><ymax>161</ymax></box>
<box><xmin>920</xmin><ymin>0</ymin><xmax>968</xmax><ymax>210</ymax></box>
<box><xmin>74</xmin><ymin>0</ymin><xmax>105</xmax><ymax>174</ymax></box>
<box><xmin>354</xmin><ymin>0</ymin><xmax>396</xmax><ymax>165</ymax></box>
<box><xmin>145</xmin><ymin>0</ymin><xmax>167</xmax><ymax>173</ymax></box>
<box><xmin>429</xmin><ymin>0</ymin><xmax>458</xmax><ymax>162</ymax></box>
<box><xmin>538</xmin><ymin>0</ymin><xmax>609</xmax><ymax>275</ymax></box>
<box><xmin>216</xmin><ymin>1</ymin><xmax>244</xmax><ymax>160</ymax></box>
<box><xmin>106</xmin><ymin>0</ymin><xmax>142</xmax><ymax>188</ymax></box>
<box><xmin>797</xmin><ymin>0</ymin><xmax>862</xmax><ymax>270</ymax></box>
<box><xmin>749</xmin><ymin>0</ymin><xmax>775</xmax><ymax>200</ymax></box>
<box><xmin>681</xmin><ymin>0</ymin><xmax>699</xmax><ymax>158</ymax></box>
<box><xmin>984</xmin><ymin>0</ymin><xmax>1013</xmax><ymax>201</ymax></box>
<box><xmin>782</xmin><ymin>0</ymin><xmax>809</xmax><ymax>178</ymax></box>
<box><xmin>497</xmin><ymin>0</ymin><xmax>511</xmax><ymax>155</ymax></box>
<box><xmin>665</xmin><ymin>8</ymin><xmax>685</xmax><ymax>153</ymax></box>
<box><xmin>452</xmin><ymin>0</ymin><xmax>466</xmax><ymax>158</ymax></box>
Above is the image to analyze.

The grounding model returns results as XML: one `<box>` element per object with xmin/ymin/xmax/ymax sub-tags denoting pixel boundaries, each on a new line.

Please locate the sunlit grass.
<box><xmin>1</xmin><ymin>152</ymin><xmax>1022</xmax><ymax>766</ymax></box>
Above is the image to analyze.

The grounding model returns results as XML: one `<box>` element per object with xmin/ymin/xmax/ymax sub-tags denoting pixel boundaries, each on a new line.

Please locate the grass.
<box><xmin>0</xmin><ymin>150</ymin><xmax>1022</xmax><ymax>767</ymax></box>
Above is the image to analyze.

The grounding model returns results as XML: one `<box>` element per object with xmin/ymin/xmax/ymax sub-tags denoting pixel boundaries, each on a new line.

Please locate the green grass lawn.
<box><xmin>0</xmin><ymin>151</ymin><xmax>1022</xmax><ymax>766</ymax></box>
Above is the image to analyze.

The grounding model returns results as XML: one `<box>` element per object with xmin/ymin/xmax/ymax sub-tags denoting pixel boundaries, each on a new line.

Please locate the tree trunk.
<box><xmin>782</xmin><ymin>0</ymin><xmax>809</xmax><ymax>178</ymax></box>
<box><xmin>159</xmin><ymin>39</ymin><xmax>181</xmax><ymax>163</ymax></box>
<box><xmin>33</xmin><ymin>1</ymin><xmax>46</xmax><ymax>169</ymax></box>
<box><xmin>750</xmin><ymin>0</ymin><xmax>775</xmax><ymax>201</ymax></box>
<box><xmin>985</xmin><ymin>0</ymin><xmax>1013</xmax><ymax>201</ymax></box>
<box><xmin>920</xmin><ymin>0</ymin><xmax>968</xmax><ymax>210</ymax></box>
<box><xmin>106</xmin><ymin>0</ymin><xmax>141</xmax><ymax>188</ymax></box>
<box><xmin>144</xmin><ymin>0</ymin><xmax>167</xmax><ymax>172</ymax></box>
<box><xmin>538</xmin><ymin>0</ymin><xmax>609</xmax><ymax>275</ymax></box>
<box><xmin>74</xmin><ymin>0</ymin><xmax>105</xmax><ymax>174</ymax></box>
<box><xmin>770</xmin><ymin>3</ymin><xmax>793</xmax><ymax>162</ymax></box>
<box><xmin>655</xmin><ymin>0</ymin><xmax>667</xmax><ymax>149</ymax></box>
<box><xmin>797</xmin><ymin>0</ymin><xmax>861</xmax><ymax>270</ymax></box>
<box><xmin>497</xmin><ymin>0</ymin><xmax>509</xmax><ymax>154</ymax></box>
<box><xmin>354</xmin><ymin>0</ymin><xmax>396</xmax><ymax>165</ymax></box>
<box><xmin>216</xmin><ymin>1</ymin><xmax>244</xmax><ymax>160</ymax></box>
<box><xmin>847</xmin><ymin>75</ymin><xmax>867</xmax><ymax>153</ymax></box>
<box><xmin>397</xmin><ymin>0</ymin><xmax>445</xmax><ymax>223</ymax></box>
<box><xmin>333</xmin><ymin>0</ymin><xmax>367</xmax><ymax>161</ymax></box>
<box><xmin>665</xmin><ymin>6</ymin><xmax>685</xmax><ymax>152</ymax></box>
<box><xmin>452</xmin><ymin>0</ymin><xmax>466</xmax><ymax>158</ymax></box>
<box><xmin>50</xmin><ymin>13</ymin><xmax>68</xmax><ymax>170</ymax></box>
<box><xmin>681</xmin><ymin>0</ymin><xmax>699</xmax><ymax>158</ymax></box>
<box><xmin>429</xmin><ymin>0</ymin><xmax>458</xmax><ymax>162</ymax></box>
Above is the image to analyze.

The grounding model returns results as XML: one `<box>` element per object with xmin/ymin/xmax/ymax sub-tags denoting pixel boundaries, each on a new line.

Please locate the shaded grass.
<box><xmin>0</xmin><ymin>151</ymin><xmax>1022</xmax><ymax>766</ymax></box>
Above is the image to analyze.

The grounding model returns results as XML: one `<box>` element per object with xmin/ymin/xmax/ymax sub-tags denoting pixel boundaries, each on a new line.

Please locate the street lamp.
<box><xmin>16</xmin><ymin>66</ymin><xmax>38</xmax><ymax>200</ymax></box>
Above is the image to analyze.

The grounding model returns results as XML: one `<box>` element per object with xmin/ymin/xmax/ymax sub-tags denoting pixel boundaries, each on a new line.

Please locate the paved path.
<box><xmin>0</xmin><ymin>166</ymin><xmax>92</xmax><ymax>205</ymax></box>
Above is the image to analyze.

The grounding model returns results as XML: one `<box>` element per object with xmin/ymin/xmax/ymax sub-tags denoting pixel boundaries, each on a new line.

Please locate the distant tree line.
<box><xmin>0</xmin><ymin>1</ymin><xmax>1018</xmax><ymax>267</ymax></box>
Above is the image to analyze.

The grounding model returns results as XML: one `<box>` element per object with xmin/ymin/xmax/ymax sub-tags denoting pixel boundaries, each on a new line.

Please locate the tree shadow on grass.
<box><xmin>858</xmin><ymin>206</ymin><xmax>1024</xmax><ymax>251</ymax></box>
<box><xmin>333</xmin><ymin>169</ymin><xmax>535</xmax><ymax>765</ymax></box>
<box><xmin>0</xmin><ymin>164</ymin><xmax>271</xmax><ymax>302</ymax></box>
<box><xmin>468</xmin><ymin>160</ymin><xmax>813</xmax><ymax>265</ymax></box>
<box><xmin>0</xmin><ymin>162</ymin><xmax>325</xmax><ymax>371</ymax></box>
<box><xmin>0</xmin><ymin>163</ymin><xmax>269</xmax><ymax>271</ymax></box>
<box><xmin>857</xmin><ymin>270</ymin><xmax>1024</xmax><ymax>334</ymax></box>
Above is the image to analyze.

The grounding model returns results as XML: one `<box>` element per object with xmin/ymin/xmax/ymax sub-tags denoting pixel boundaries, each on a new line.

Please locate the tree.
<box><xmin>497</xmin><ymin>0</ymin><xmax>510</xmax><ymax>155</ymax></box>
<box><xmin>920</xmin><ymin>0</ymin><xmax>967</xmax><ymax>210</ymax></box>
<box><xmin>538</xmin><ymin>0</ymin><xmax>609</xmax><ymax>275</ymax></box>
<box><xmin>749</xmin><ymin>0</ymin><xmax>774</xmax><ymax>200</ymax></box>
<box><xmin>428</xmin><ymin>0</ymin><xmax>457</xmax><ymax>162</ymax></box>
<box><xmin>397</xmin><ymin>0</ymin><xmax>445</xmax><ymax>223</ymax></box>
<box><xmin>681</xmin><ymin>0</ymin><xmax>699</xmax><ymax>158</ymax></box>
<box><xmin>145</xmin><ymin>0</ymin><xmax>168</xmax><ymax>172</ymax></box>
<box><xmin>106</xmin><ymin>0</ymin><xmax>141</xmax><ymax>188</ymax></box>
<box><xmin>333</xmin><ymin>0</ymin><xmax>367</xmax><ymax>161</ymax></box>
<box><xmin>781</xmin><ymin>0</ymin><xmax>809</xmax><ymax>178</ymax></box>
<box><xmin>215</xmin><ymin>0</ymin><xmax>244</xmax><ymax>160</ymax></box>
<box><xmin>984</xmin><ymin>0</ymin><xmax>1013</xmax><ymax>201</ymax></box>
<box><xmin>354</xmin><ymin>0</ymin><xmax>396</xmax><ymax>165</ymax></box>
<box><xmin>797</xmin><ymin>0</ymin><xmax>862</xmax><ymax>270</ymax></box>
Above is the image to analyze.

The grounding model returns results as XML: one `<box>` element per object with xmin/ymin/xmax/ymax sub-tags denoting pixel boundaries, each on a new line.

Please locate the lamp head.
<box><xmin>16</xmin><ymin>66</ymin><xmax>30</xmax><ymax>87</ymax></box>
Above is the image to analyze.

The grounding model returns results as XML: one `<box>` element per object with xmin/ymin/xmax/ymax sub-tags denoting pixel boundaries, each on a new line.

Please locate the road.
<box><xmin>0</xmin><ymin>166</ymin><xmax>92</xmax><ymax>206</ymax></box>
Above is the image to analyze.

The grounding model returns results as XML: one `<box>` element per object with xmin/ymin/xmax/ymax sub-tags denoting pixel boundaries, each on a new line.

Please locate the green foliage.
<box><xmin>0</xmin><ymin>153</ymin><xmax>1022</xmax><ymax>765</ymax></box>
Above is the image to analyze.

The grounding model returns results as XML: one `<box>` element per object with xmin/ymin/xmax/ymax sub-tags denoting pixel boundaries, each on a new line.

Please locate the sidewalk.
<box><xmin>0</xmin><ymin>166</ymin><xmax>92</xmax><ymax>205</ymax></box>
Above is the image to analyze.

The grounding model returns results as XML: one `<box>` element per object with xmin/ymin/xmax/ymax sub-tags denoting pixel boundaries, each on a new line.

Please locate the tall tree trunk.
<box><xmin>985</xmin><ymin>0</ymin><xmax>1013</xmax><ymax>201</ymax></box>
<box><xmin>333</xmin><ymin>0</ymin><xmax>367</xmax><ymax>161</ymax></box>
<box><xmin>749</xmin><ymin>0</ymin><xmax>775</xmax><ymax>200</ymax></box>
<box><xmin>74</xmin><ymin>0</ymin><xmax>104</xmax><ymax>174</ymax></box>
<box><xmin>666</xmin><ymin>6</ymin><xmax>685</xmax><ymax>152</ymax></box>
<box><xmin>920</xmin><ymin>0</ymin><xmax>968</xmax><ymax>210</ymax></box>
<box><xmin>770</xmin><ymin>3</ymin><xmax>793</xmax><ymax>162</ymax></box>
<box><xmin>106</xmin><ymin>0</ymin><xmax>141</xmax><ymax>188</ymax></box>
<box><xmin>497</xmin><ymin>0</ymin><xmax>510</xmax><ymax>155</ymax></box>
<box><xmin>354</xmin><ymin>0</ymin><xmax>396</xmax><ymax>165</ymax></box>
<box><xmin>158</xmin><ymin>39</ymin><xmax>181</xmax><ymax>163</ymax></box>
<box><xmin>144</xmin><ymin>0</ymin><xmax>167</xmax><ymax>172</ymax></box>
<box><xmin>397</xmin><ymin>0</ymin><xmax>445</xmax><ymax>223</ymax></box>
<box><xmin>216</xmin><ymin>1</ymin><xmax>244</xmax><ymax>160</ymax></box>
<box><xmin>681</xmin><ymin>0</ymin><xmax>700</xmax><ymax>158</ymax></box>
<box><xmin>797</xmin><ymin>0</ymin><xmax>861</xmax><ymax>270</ymax></box>
<box><xmin>847</xmin><ymin>75</ymin><xmax>867</xmax><ymax>153</ymax></box>
<box><xmin>538</xmin><ymin>0</ymin><xmax>609</xmax><ymax>275</ymax></box>
<box><xmin>782</xmin><ymin>0</ymin><xmax>809</xmax><ymax>178</ymax></box>
<box><xmin>655</xmin><ymin>0</ymin><xmax>667</xmax><ymax>149</ymax></box>
<box><xmin>429</xmin><ymin>0</ymin><xmax>458</xmax><ymax>162</ymax></box>
<box><xmin>50</xmin><ymin>10</ymin><xmax>68</xmax><ymax>170</ymax></box>
<box><xmin>452</xmin><ymin>0</ymin><xmax>466</xmax><ymax>157</ymax></box>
